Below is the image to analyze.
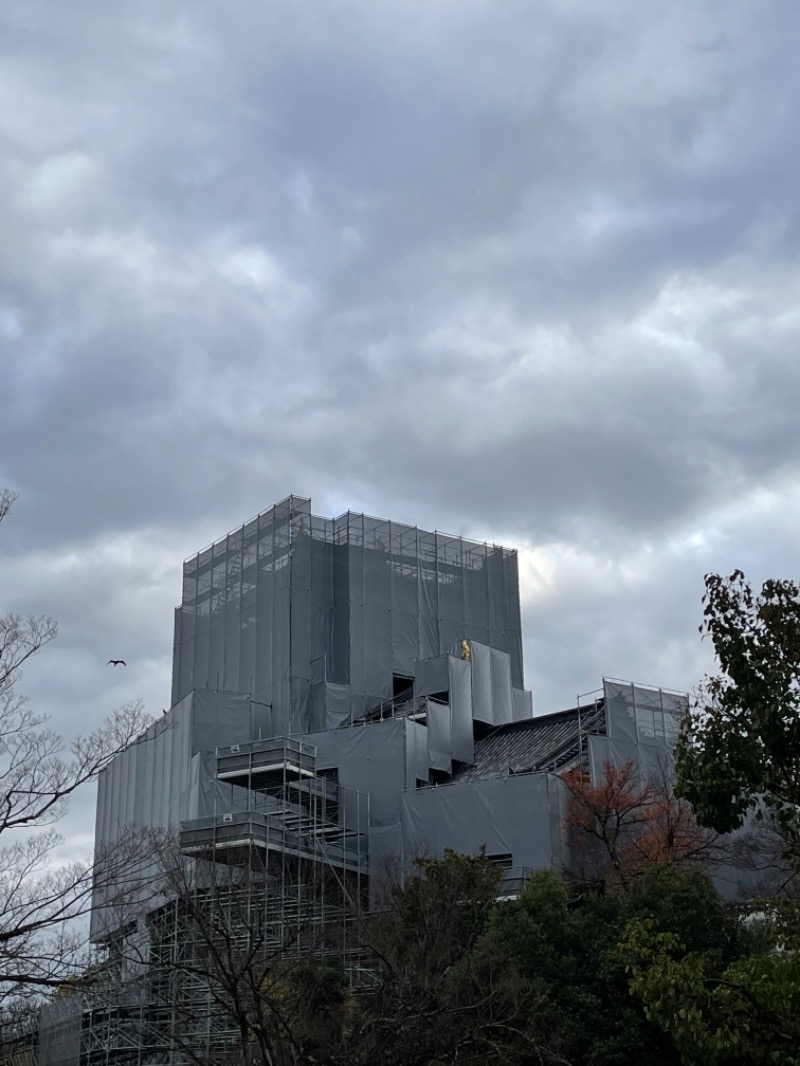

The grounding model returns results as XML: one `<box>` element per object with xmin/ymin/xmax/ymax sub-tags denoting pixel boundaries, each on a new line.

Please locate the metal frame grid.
<box><xmin>49</xmin><ymin>741</ymin><xmax>369</xmax><ymax>1066</ymax></box>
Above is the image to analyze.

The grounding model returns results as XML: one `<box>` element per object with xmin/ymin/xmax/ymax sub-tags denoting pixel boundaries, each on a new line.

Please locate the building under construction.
<box><xmin>8</xmin><ymin>496</ymin><xmax>689</xmax><ymax>1065</ymax></box>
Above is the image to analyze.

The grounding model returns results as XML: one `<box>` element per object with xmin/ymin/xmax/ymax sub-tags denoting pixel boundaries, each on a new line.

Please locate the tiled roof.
<box><xmin>453</xmin><ymin>701</ymin><xmax>606</xmax><ymax>781</ymax></box>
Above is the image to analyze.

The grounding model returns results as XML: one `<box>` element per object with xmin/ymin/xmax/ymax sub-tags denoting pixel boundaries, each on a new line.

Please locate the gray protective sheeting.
<box><xmin>368</xmin><ymin>823</ymin><xmax>403</xmax><ymax>896</ymax></box>
<box><xmin>426</xmin><ymin>699</ymin><xmax>452</xmax><ymax>773</ymax></box>
<box><xmin>471</xmin><ymin>642</ymin><xmax>514</xmax><ymax>726</ymax></box>
<box><xmin>401</xmin><ymin>775</ymin><xmax>558</xmax><ymax>872</ymax></box>
<box><xmin>405</xmin><ymin>719</ymin><xmax>431</xmax><ymax>786</ymax></box>
<box><xmin>92</xmin><ymin>690</ymin><xmax>259</xmax><ymax>939</ymax></box>
<box><xmin>448</xmin><ymin>656</ymin><xmax>475</xmax><ymax>763</ymax></box>
<box><xmin>471</xmin><ymin>642</ymin><xmax>493</xmax><ymax>725</ymax></box>
<box><xmin>512</xmin><ymin>687</ymin><xmax>533</xmax><ymax>722</ymax></box>
<box><xmin>490</xmin><ymin>646</ymin><xmax>513</xmax><ymax>725</ymax></box>
<box><xmin>415</xmin><ymin>655</ymin><xmax>450</xmax><ymax>698</ymax></box>
<box><xmin>604</xmin><ymin>679</ymin><xmax>687</xmax><ymax>749</ymax></box>
<box><xmin>172</xmin><ymin>497</ymin><xmax>525</xmax><ymax>736</ymax></box>
<box><xmin>37</xmin><ymin>994</ymin><xmax>83</xmax><ymax>1066</ymax></box>
<box><xmin>313</xmin><ymin>719</ymin><xmax>408</xmax><ymax>827</ymax></box>
<box><xmin>588</xmin><ymin>732</ymin><xmax>677</xmax><ymax>783</ymax></box>
<box><xmin>414</xmin><ymin>648</ymin><xmax>524</xmax><ymax>763</ymax></box>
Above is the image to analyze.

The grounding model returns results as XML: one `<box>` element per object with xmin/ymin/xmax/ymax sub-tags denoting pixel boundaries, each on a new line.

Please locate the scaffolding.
<box><xmin>14</xmin><ymin>739</ymin><xmax>370</xmax><ymax>1066</ymax></box>
<box><xmin>171</xmin><ymin>496</ymin><xmax>525</xmax><ymax>728</ymax></box>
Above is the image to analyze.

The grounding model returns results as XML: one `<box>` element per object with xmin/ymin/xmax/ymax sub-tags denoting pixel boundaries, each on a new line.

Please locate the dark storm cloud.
<box><xmin>2</xmin><ymin>0</ymin><xmax>800</xmax><ymax>769</ymax></box>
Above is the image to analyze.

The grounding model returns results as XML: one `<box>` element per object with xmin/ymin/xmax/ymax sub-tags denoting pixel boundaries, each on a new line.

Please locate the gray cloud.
<box><xmin>2</xmin><ymin>0</ymin><xmax>800</xmax><ymax>807</ymax></box>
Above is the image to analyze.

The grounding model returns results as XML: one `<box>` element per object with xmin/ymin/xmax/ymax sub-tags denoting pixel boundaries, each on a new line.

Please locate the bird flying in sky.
<box><xmin>107</xmin><ymin>659</ymin><xmax>126</xmax><ymax>666</ymax></box>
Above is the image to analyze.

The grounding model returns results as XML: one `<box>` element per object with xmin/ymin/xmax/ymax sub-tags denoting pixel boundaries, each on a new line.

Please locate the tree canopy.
<box><xmin>676</xmin><ymin>569</ymin><xmax>800</xmax><ymax>860</ymax></box>
<box><xmin>562</xmin><ymin>757</ymin><xmax>720</xmax><ymax>892</ymax></box>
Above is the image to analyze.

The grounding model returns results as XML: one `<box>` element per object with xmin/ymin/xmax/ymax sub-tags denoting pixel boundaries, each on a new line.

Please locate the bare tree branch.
<box><xmin>0</xmin><ymin>490</ymin><xmax>155</xmax><ymax>1007</ymax></box>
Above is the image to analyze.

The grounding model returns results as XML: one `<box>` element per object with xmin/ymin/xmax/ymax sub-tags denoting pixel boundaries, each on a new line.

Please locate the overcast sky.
<box><xmin>3</xmin><ymin>1</ymin><xmax>800</xmax><ymax>857</ymax></box>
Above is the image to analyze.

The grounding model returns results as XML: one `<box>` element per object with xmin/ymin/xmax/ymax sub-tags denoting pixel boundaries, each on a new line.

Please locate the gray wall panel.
<box><xmin>402</xmin><ymin>775</ymin><xmax>555</xmax><ymax>872</ymax></box>
<box><xmin>415</xmin><ymin>655</ymin><xmax>450</xmax><ymax>698</ymax></box>
<box><xmin>448</xmin><ymin>656</ymin><xmax>474</xmax><ymax>763</ymax></box>
<box><xmin>490</xmin><ymin>646</ymin><xmax>513</xmax><ymax>726</ymax></box>
<box><xmin>405</xmin><ymin>720</ymin><xmax>430</xmax><ymax>787</ymax></box>
<box><xmin>512</xmin><ymin>687</ymin><xmax>533</xmax><ymax>722</ymax></box>
<box><xmin>471</xmin><ymin>642</ymin><xmax>494</xmax><ymax>725</ymax></box>
<box><xmin>603</xmin><ymin>679</ymin><xmax>639</xmax><ymax>742</ymax></box>
<box><xmin>363</xmin><ymin>603</ymin><xmax>392</xmax><ymax>701</ymax></box>
<box><xmin>391</xmin><ymin>609</ymin><xmax>419</xmax><ymax>675</ymax></box>
<box><xmin>313</xmin><ymin>719</ymin><xmax>406</xmax><ymax>827</ymax></box>
<box><xmin>427</xmin><ymin>699</ymin><xmax>451</xmax><ymax>773</ymax></box>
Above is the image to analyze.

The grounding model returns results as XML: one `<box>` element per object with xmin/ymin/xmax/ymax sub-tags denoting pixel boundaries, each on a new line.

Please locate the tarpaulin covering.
<box><xmin>512</xmin><ymin>687</ymin><xmax>533</xmax><ymax>722</ymax></box>
<box><xmin>448</xmin><ymin>656</ymin><xmax>475</xmax><ymax>763</ymax></box>
<box><xmin>413</xmin><ymin>648</ymin><xmax>525</xmax><ymax>764</ymax></box>
<box><xmin>38</xmin><ymin>994</ymin><xmax>83</xmax><ymax>1066</ymax></box>
<box><xmin>426</xmin><ymin>698</ymin><xmax>453</xmax><ymax>773</ymax></box>
<box><xmin>313</xmin><ymin>719</ymin><xmax>407</xmax><ymax>827</ymax></box>
<box><xmin>96</xmin><ymin>497</ymin><xmax>548</xmax><ymax>947</ymax></box>
<box><xmin>191</xmin><ymin>689</ymin><xmax>251</xmax><ymax>753</ymax></box>
<box><xmin>547</xmin><ymin>774</ymin><xmax>568</xmax><ymax>872</ymax></box>
<box><xmin>171</xmin><ymin>497</ymin><xmax>525</xmax><ymax>736</ymax></box>
<box><xmin>603</xmin><ymin>679</ymin><xmax>687</xmax><ymax>749</ymax></box>
<box><xmin>490</xmin><ymin>646</ymin><xmax>513</xmax><ymax>725</ymax></box>
<box><xmin>471</xmin><ymin>642</ymin><xmax>494</xmax><ymax>725</ymax></box>
<box><xmin>588</xmin><ymin>731</ymin><xmax>677</xmax><ymax>783</ymax></box>
<box><xmin>414</xmin><ymin>654</ymin><xmax>450</xmax><ymax>698</ymax></box>
<box><xmin>471</xmin><ymin>641</ymin><xmax>514</xmax><ymax>726</ymax></box>
<box><xmin>401</xmin><ymin>775</ymin><xmax>556</xmax><ymax>873</ymax></box>
<box><xmin>368</xmin><ymin>823</ymin><xmax>403</xmax><ymax>897</ymax></box>
<box><xmin>405</xmin><ymin>719</ymin><xmax>431</xmax><ymax>787</ymax></box>
<box><xmin>90</xmin><ymin>690</ymin><xmax>276</xmax><ymax>939</ymax></box>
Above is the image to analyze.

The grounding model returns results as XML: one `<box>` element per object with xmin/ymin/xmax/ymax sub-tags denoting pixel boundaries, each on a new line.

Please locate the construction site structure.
<box><xmin>3</xmin><ymin>497</ymin><xmax>694</xmax><ymax>1065</ymax></box>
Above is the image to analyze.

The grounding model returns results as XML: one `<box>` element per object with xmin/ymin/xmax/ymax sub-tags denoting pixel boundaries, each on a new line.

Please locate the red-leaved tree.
<box><xmin>561</xmin><ymin>758</ymin><xmax>721</xmax><ymax>892</ymax></box>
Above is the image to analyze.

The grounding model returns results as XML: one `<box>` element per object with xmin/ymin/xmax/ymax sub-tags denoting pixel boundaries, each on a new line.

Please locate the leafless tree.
<box><xmin>0</xmin><ymin>490</ymin><xmax>152</xmax><ymax>1007</ymax></box>
<box><xmin>97</xmin><ymin>841</ymin><xmax>567</xmax><ymax>1066</ymax></box>
<box><xmin>730</xmin><ymin>816</ymin><xmax>800</xmax><ymax>901</ymax></box>
<box><xmin>93</xmin><ymin>833</ymin><xmax>353</xmax><ymax>1066</ymax></box>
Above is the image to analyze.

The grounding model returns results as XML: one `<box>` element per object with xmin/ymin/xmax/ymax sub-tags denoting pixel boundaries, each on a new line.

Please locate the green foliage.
<box><xmin>620</xmin><ymin>570</ymin><xmax>800</xmax><ymax>1065</ymax></box>
<box><xmin>281</xmin><ymin>961</ymin><xmax>355</xmax><ymax>1056</ymax></box>
<box><xmin>368</xmin><ymin>848</ymin><xmax>502</xmax><ymax>995</ymax></box>
<box><xmin>622</xmin><ymin>916</ymin><xmax>800</xmax><ymax>1065</ymax></box>
<box><xmin>333</xmin><ymin>849</ymin><xmax>546</xmax><ymax>1066</ymax></box>
<box><xmin>477</xmin><ymin>865</ymin><xmax>746</xmax><ymax>1066</ymax></box>
<box><xmin>627</xmin><ymin>864</ymin><xmax>743</xmax><ymax>958</ymax></box>
<box><xmin>676</xmin><ymin>571</ymin><xmax>800</xmax><ymax>856</ymax></box>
